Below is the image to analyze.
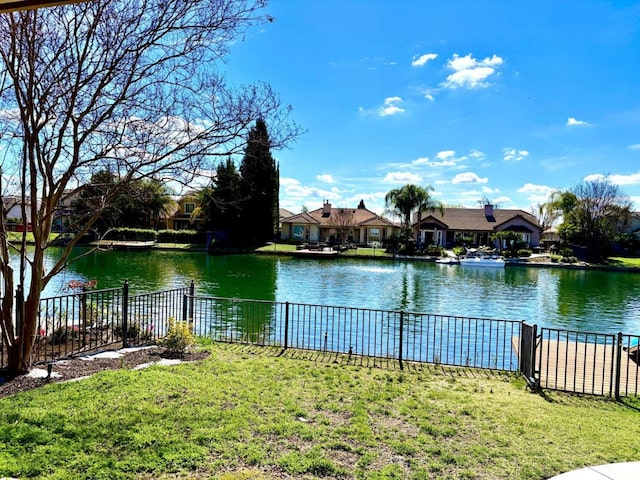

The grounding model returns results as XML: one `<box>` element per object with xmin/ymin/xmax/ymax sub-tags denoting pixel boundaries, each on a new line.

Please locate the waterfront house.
<box><xmin>165</xmin><ymin>193</ymin><xmax>203</xmax><ymax>231</ymax></box>
<box><xmin>280</xmin><ymin>201</ymin><xmax>399</xmax><ymax>246</ymax></box>
<box><xmin>414</xmin><ymin>204</ymin><xmax>541</xmax><ymax>248</ymax></box>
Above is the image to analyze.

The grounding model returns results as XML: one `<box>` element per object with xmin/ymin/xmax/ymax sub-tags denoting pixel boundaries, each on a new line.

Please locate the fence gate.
<box><xmin>519</xmin><ymin>322</ymin><xmax>538</xmax><ymax>389</ymax></box>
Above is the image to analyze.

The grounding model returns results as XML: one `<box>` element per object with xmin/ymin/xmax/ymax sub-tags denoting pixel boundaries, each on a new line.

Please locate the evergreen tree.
<box><xmin>239</xmin><ymin>119</ymin><xmax>279</xmax><ymax>243</ymax></box>
<box><xmin>204</xmin><ymin>158</ymin><xmax>243</xmax><ymax>240</ymax></box>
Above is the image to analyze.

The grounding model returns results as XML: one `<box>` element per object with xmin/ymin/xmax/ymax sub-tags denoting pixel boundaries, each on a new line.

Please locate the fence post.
<box><xmin>182</xmin><ymin>294</ymin><xmax>188</xmax><ymax>322</ymax></box>
<box><xmin>81</xmin><ymin>286</ymin><xmax>88</xmax><ymax>347</ymax></box>
<box><xmin>188</xmin><ymin>280</ymin><xmax>195</xmax><ymax>321</ymax></box>
<box><xmin>122</xmin><ymin>281</ymin><xmax>129</xmax><ymax>348</ymax></box>
<box><xmin>398</xmin><ymin>311</ymin><xmax>404</xmax><ymax>370</ymax></box>
<box><xmin>614</xmin><ymin>332</ymin><xmax>622</xmax><ymax>400</ymax></box>
<box><xmin>283</xmin><ymin>302</ymin><xmax>289</xmax><ymax>351</ymax></box>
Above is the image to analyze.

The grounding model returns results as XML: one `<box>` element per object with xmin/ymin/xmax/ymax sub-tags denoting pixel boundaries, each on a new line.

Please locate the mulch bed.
<box><xmin>0</xmin><ymin>346</ymin><xmax>210</xmax><ymax>399</ymax></box>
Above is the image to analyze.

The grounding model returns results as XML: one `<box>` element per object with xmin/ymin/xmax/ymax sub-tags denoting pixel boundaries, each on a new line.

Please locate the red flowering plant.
<box><xmin>65</xmin><ymin>279</ymin><xmax>98</xmax><ymax>291</ymax></box>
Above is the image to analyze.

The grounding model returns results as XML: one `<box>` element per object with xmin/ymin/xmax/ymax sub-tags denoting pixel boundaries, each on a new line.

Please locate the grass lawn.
<box><xmin>256</xmin><ymin>243</ymin><xmax>393</xmax><ymax>258</ymax></box>
<box><xmin>606</xmin><ymin>257</ymin><xmax>640</xmax><ymax>268</ymax></box>
<box><xmin>0</xmin><ymin>344</ymin><xmax>638</xmax><ymax>479</ymax></box>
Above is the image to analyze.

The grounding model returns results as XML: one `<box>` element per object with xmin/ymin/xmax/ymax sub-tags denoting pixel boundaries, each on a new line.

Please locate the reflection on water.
<box><xmin>31</xmin><ymin>250</ymin><xmax>640</xmax><ymax>334</ymax></box>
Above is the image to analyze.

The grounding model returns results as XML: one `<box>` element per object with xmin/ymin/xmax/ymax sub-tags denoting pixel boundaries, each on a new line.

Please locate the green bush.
<box><xmin>562</xmin><ymin>256</ymin><xmax>579</xmax><ymax>264</ymax></box>
<box><xmin>49</xmin><ymin>326</ymin><xmax>79</xmax><ymax>345</ymax></box>
<box><xmin>114</xmin><ymin>322</ymin><xmax>140</xmax><ymax>339</ymax></box>
<box><xmin>425</xmin><ymin>245</ymin><xmax>443</xmax><ymax>256</ymax></box>
<box><xmin>161</xmin><ymin>318</ymin><xmax>196</xmax><ymax>357</ymax></box>
<box><xmin>550</xmin><ymin>254</ymin><xmax>561</xmax><ymax>263</ymax></box>
<box><xmin>157</xmin><ymin>229</ymin><xmax>199</xmax><ymax>243</ymax></box>
<box><xmin>517</xmin><ymin>249</ymin><xmax>532</xmax><ymax>257</ymax></box>
<box><xmin>452</xmin><ymin>246</ymin><xmax>465</xmax><ymax>257</ymax></box>
<box><xmin>560</xmin><ymin>247</ymin><xmax>573</xmax><ymax>258</ymax></box>
<box><xmin>104</xmin><ymin>228</ymin><xmax>157</xmax><ymax>241</ymax></box>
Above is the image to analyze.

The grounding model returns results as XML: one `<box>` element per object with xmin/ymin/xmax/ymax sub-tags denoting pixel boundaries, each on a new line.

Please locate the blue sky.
<box><xmin>226</xmin><ymin>0</ymin><xmax>640</xmax><ymax>215</ymax></box>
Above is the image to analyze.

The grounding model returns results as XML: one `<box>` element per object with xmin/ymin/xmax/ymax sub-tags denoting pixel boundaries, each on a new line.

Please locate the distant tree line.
<box><xmin>71</xmin><ymin>119</ymin><xmax>280</xmax><ymax>245</ymax></box>
<box><xmin>71</xmin><ymin>173</ymin><xmax>175</xmax><ymax>232</ymax></box>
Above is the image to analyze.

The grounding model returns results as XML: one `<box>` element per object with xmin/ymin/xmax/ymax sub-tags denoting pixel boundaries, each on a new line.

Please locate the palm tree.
<box><xmin>142</xmin><ymin>179</ymin><xmax>176</xmax><ymax>229</ymax></box>
<box><xmin>385</xmin><ymin>184</ymin><xmax>443</xmax><ymax>246</ymax></box>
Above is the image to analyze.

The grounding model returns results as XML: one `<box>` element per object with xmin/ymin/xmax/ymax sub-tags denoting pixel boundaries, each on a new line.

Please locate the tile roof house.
<box><xmin>281</xmin><ymin>200</ymin><xmax>399</xmax><ymax>245</ymax></box>
<box><xmin>414</xmin><ymin>204</ymin><xmax>541</xmax><ymax>248</ymax></box>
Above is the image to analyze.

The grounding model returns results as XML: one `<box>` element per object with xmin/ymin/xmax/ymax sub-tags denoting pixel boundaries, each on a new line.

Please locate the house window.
<box><xmin>369</xmin><ymin>228</ymin><xmax>380</xmax><ymax>241</ymax></box>
<box><xmin>292</xmin><ymin>225</ymin><xmax>304</xmax><ymax>240</ymax></box>
<box><xmin>184</xmin><ymin>202</ymin><xmax>195</xmax><ymax>214</ymax></box>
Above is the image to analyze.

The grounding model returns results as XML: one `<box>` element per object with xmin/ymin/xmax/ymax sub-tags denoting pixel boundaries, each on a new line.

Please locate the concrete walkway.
<box><xmin>549</xmin><ymin>462</ymin><xmax>639</xmax><ymax>479</ymax></box>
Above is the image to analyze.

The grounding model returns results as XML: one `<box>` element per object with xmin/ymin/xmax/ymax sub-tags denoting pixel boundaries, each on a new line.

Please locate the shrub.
<box><xmin>114</xmin><ymin>322</ymin><xmax>140</xmax><ymax>339</ymax></box>
<box><xmin>425</xmin><ymin>245</ymin><xmax>443</xmax><ymax>256</ymax></box>
<box><xmin>550</xmin><ymin>254</ymin><xmax>561</xmax><ymax>263</ymax></box>
<box><xmin>560</xmin><ymin>247</ymin><xmax>573</xmax><ymax>258</ymax></box>
<box><xmin>562</xmin><ymin>255</ymin><xmax>579</xmax><ymax>264</ymax></box>
<box><xmin>156</xmin><ymin>229</ymin><xmax>200</xmax><ymax>243</ymax></box>
<box><xmin>49</xmin><ymin>326</ymin><xmax>79</xmax><ymax>345</ymax></box>
<box><xmin>161</xmin><ymin>318</ymin><xmax>196</xmax><ymax>357</ymax></box>
<box><xmin>517</xmin><ymin>249</ymin><xmax>532</xmax><ymax>257</ymax></box>
<box><xmin>104</xmin><ymin>228</ymin><xmax>157</xmax><ymax>242</ymax></box>
<box><xmin>452</xmin><ymin>246</ymin><xmax>465</xmax><ymax>257</ymax></box>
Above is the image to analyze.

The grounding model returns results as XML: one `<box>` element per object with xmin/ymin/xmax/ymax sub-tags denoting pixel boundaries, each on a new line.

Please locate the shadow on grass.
<box><xmin>221</xmin><ymin>342</ymin><xmax>519</xmax><ymax>382</ymax></box>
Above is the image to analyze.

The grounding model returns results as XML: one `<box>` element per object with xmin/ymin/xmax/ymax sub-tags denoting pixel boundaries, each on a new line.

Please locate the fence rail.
<box><xmin>1</xmin><ymin>283</ymin><xmax>192</xmax><ymax>368</ymax></box>
<box><xmin>190</xmin><ymin>295</ymin><xmax>522</xmax><ymax>371</ymax></box>
<box><xmin>2</xmin><ymin>283</ymin><xmax>639</xmax><ymax>399</ymax></box>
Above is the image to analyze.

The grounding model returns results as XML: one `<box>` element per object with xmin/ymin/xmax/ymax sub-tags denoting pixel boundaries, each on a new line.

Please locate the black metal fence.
<box><xmin>189</xmin><ymin>295</ymin><xmax>522</xmax><ymax>371</ymax></box>
<box><xmin>2</xmin><ymin>283</ymin><xmax>639</xmax><ymax>399</ymax></box>
<box><xmin>0</xmin><ymin>282</ymin><xmax>192</xmax><ymax>368</ymax></box>
<box><xmin>535</xmin><ymin>328</ymin><xmax>639</xmax><ymax>398</ymax></box>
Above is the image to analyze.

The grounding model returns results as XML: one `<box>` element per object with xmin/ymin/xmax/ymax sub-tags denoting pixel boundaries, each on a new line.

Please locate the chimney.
<box><xmin>484</xmin><ymin>204</ymin><xmax>494</xmax><ymax>217</ymax></box>
<box><xmin>322</xmin><ymin>200</ymin><xmax>332</xmax><ymax>216</ymax></box>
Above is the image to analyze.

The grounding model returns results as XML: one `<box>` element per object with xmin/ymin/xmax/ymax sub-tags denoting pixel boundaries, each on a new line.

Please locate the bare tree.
<box><xmin>333</xmin><ymin>208</ymin><xmax>354</xmax><ymax>245</ymax></box>
<box><xmin>0</xmin><ymin>0</ymin><xmax>301</xmax><ymax>373</ymax></box>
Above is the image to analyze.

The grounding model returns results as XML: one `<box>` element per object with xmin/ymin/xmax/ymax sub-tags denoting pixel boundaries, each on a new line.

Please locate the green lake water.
<box><xmin>34</xmin><ymin>249</ymin><xmax>640</xmax><ymax>335</ymax></box>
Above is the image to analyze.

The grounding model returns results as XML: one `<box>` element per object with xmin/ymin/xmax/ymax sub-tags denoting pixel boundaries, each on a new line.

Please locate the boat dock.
<box><xmin>94</xmin><ymin>240</ymin><xmax>156</xmax><ymax>250</ymax></box>
<box><xmin>513</xmin><ymin>337</ymin><xmax>639</xmax><ymax>396</ymax></box>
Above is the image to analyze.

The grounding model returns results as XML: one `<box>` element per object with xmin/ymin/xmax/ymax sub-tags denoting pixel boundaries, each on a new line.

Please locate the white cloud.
<box><xmin>280</xmin><ymin>177</ymin><xmax>301</xmax><ymax>186</ymax></box>
<box><xmin>383</xmin><ymin>171</ymin><xmax>422</xmax><ymax>183</ymax></box>
<box><xmin>493</xmin><ymin>195</ymin><xmax>512</xmax><ymax>206</ymax></box>
<box><xmin>378</xmin><ymin>96</ymin><xmax>405</xmax><ymax>116</ymax></box>
<box><xmin>280</xmin><ymin>177</ymin><xmax>341</xmax><ymax>201</ymax></box>
<box><xmin>412</xmin><ymin>157</ymin><xmax>430</xmax><ymax>165</ymax></box>
<box><xmin>503</xmin><ymin>147</ymin><xmax>529</xmax><ymax>162</ymax></box>
<box><xmin>316</xmin><ymin>174</ymin><xmax>335</xmax><ymax>184</ymax></box>
<box><xmin>411</xmin><ymin>53</ymin><xmax>438</xmax><ymax>67</ymax></box>
<box><xmin>517</xmin><ymin>183</ymin><xmax>556</xmax><ymax>194</ymax></box>
<box><xmin>425</xmin><ymin>93</ymin><xmax>434</xmax><ymax>101</ymax></box>
<box><xmin>567</xmin><ymin>117</ymin><xmax>590</xmax><ymax>127</ymax></box>
<box><xmin>584</xmin><ymin>172</ymin><xmax>640</xmax><ymax>185</ymax></box>
<box><xmin>451</xmin><ymin>172</ymin><xmax>488</xmax><ymax>184</ymax></box>
<box><xmin>429</xmin><ymin>159</ymin><xmax>457</xmax><ymax>168</ymax></box>
<box><xmin>469</xmin><ymin>149</ymin><xmax>486</xmax><ymax>160</ymax></box>
<box><xmin>436</xmin><ymin>150</ymin><xmax>456</xmax><ymax>160</ymax></box>
<box><xmin>441</xmin><ymin>53</ymin><xmax>504</xmax><ymax>89</ymax></box>
<box><xmin>628</xmin><ymin>144</ymin><xmax>640</xmax><ymax>150</ymax></box>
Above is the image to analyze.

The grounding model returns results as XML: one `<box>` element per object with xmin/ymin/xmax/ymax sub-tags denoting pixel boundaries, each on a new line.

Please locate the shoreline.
<box><xmin>253</xmin><ymin>248</ymin><xmax>640</xmax><ymax>273</ymax></box>
<box><xmin>46</xmin><ymin>240</ymin><xmax>640</xmax><ymax>274</ymax></box>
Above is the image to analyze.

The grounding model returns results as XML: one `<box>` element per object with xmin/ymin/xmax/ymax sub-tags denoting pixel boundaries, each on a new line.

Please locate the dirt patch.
<box><xmin>0</xmin><ymin>346</ymin><xmax>210</xmax><ymax>399</ymax></box>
